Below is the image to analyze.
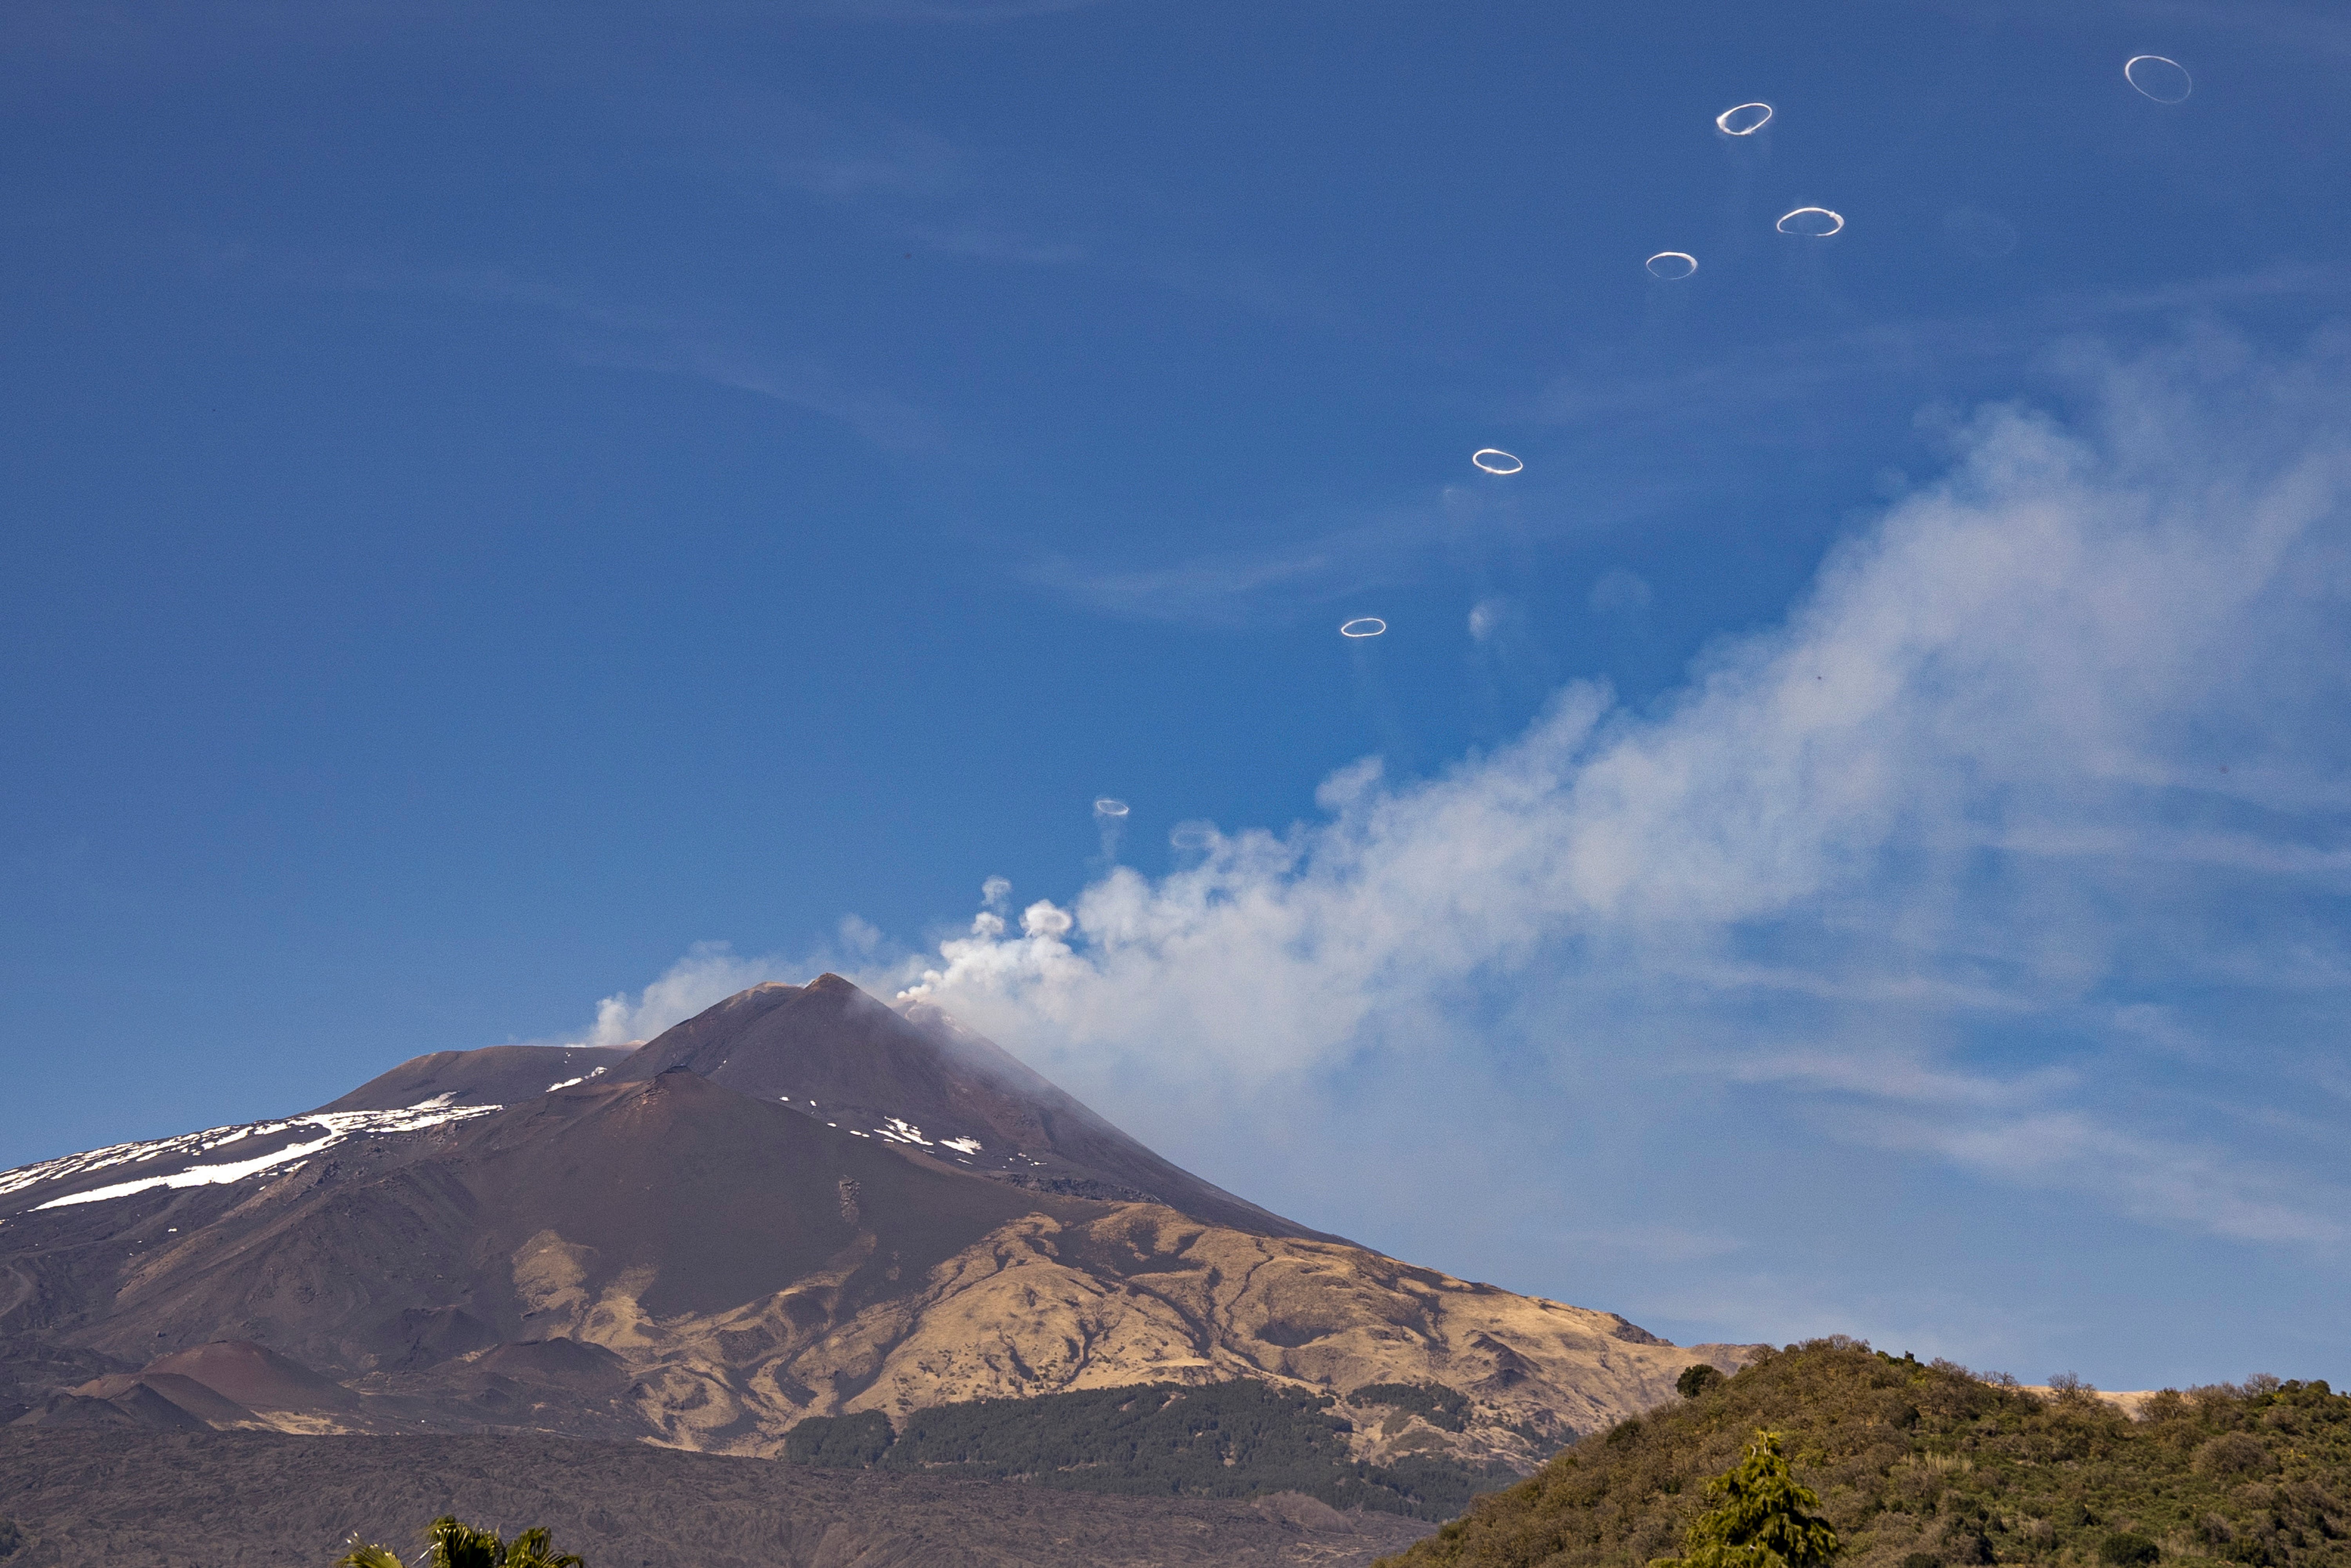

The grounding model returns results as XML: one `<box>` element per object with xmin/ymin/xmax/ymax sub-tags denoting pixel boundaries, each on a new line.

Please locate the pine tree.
<box><xmin>1652</xmin><ymin>1430</ymin><xmax>1840</xmax><ymax>1568</ymax></box>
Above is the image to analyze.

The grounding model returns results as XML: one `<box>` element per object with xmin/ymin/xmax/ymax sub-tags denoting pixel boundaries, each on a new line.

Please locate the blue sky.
<box><xmin>7</xmin><ymin>0</ymin><xmax>2351</xmax><ymax>1390</ymax></box>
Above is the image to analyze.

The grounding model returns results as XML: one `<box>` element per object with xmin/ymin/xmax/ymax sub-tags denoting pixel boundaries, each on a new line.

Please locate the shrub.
<box><xmin>1947</xmin><ymin>1530</ymin><xmax>1994</xmax><ymax>1564</ymax></box>
<box><xmin>2099</xmin><ymin>1532</ymin><xmax>2161</xmax><ymax>1566</ymax></box>
<box><xmin>2048</xmin><ymin>1373</ymin><xmax>2101</xmax><ymax>1406</ymax></box>
<box><xmin>1679</xmin><ymin>1365</ymin><xmax>1726</xmax><ymax>1400</ymax></box>
<box><xmin>2194</xmin><ymin>1433</ymin><xmax>2273</xmax><ymax>1478</ymax></box>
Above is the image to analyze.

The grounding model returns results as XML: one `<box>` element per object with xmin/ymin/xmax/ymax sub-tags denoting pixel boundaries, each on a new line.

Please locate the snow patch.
<box><xmin>870</xmin><ymin>1118</ymin><xmax>935</xmax><ymax>1148</ymax></box>
<box><xmin>940</xmin><ymin>1137</ymin><xmax>984</xmax><ymax>1155</ymax></box>
<box><xmin>6</xmin><ymin>1098</ymin><xmax>504</xmax><ymax>1211</ymax></box>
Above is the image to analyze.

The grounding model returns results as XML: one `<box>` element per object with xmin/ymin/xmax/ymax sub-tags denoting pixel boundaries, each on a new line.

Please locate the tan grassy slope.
<box><xmin>1383</xmin><ymin>1339</ymin><xmax>2351</xmax><ymax>1568</ymax></box>
<box><xmin>518</xmin><ymin>1202</ymin><xmax>1757</xmax><ymax>1467</ymax></box>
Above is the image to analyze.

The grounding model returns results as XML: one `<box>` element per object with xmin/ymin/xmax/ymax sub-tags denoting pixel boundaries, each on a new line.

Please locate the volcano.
<box><xmin>314</xmin><ymin>978</ymin><xmax>1326</xmax><ymax>1238</ymax></box>
<box><xmin>1</xmin><ymin>977</ymin><xmax>1750</xmax><ymax>1469</ymax></box>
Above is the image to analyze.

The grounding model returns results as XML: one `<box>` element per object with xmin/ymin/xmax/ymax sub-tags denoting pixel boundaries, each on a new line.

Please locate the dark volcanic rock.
<box><xmin>45</xmin><ymin>1371</ymin><xmax>264</xmax><ymax>1430</ymax></box>
<box><xmin>0</xmin><ymin>1429</ymin><xmax>1435</xmax><ymax>1568</ymax></box>
<box><xmin>610</xmin><ymin>975</ymin><xmax>1333</xmax><ymax>1240</ymax></box>
<box><xmin>140</xmin><ymin>1340</ymin><xmax>359</xmax><ymax>1412</ymax></box>
<box><xmin>380</xmin><ymin>1306</ymin><xmax>500</xmax><ymax>1370</ymax></box>
<box><xmin>322</xmin><ymin>1044</ymin><xmax>637</xmax><ymax>1112</ymax></box>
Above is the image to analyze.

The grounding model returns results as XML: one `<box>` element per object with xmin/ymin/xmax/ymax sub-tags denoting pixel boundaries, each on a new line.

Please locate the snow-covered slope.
<box><xmin>0</xmin><ymin>1097</ymin><xmax>500</xmax><ymax>1214</ymax></box>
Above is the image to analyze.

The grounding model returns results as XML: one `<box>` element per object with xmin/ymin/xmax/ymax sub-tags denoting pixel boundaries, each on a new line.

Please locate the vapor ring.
<box><xmin>1645</xmin><ymin>251</ymin><xmax>1698</xmax><ymax>279</ymax></box>
<box><xmin>1339</xmin><ymin>617</ymin><xmax>1387</xmax><ymax>639</ymax></box>
<box><xmin>1776</xmin><ymin>206</ymin><xmax>1845</xmax><ymax>237</ymax></box>
<box><xmin>1471</xmin><ymin>449</ymin><xmax>1524</xmax><ymax>475</ymax></box>
<box><xmin>1716</xmin><ymin>102</ymin><xmax>1773</xmax><ymax>136</ymax></box>
<box><xmin>2124</xmin><ymin>55</ymin><xmax>2192</xmax><ymax>103</ymax></box>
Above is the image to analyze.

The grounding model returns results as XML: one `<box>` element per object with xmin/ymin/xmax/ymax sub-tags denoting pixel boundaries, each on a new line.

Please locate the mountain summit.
<box><xmin>321</xmin><ymin>976</ymin><xmax>1320</xmax><ymax>1238</ymax></box>
<box><xmin>1</xmin><ymin>978</ymin><xmax>1750</xmax><ymax>1470</ymax></box>
<box><xmin>605</xmin><ymin>974</ymin><xmax>1326</xmax><ymax>1237</ymax></box>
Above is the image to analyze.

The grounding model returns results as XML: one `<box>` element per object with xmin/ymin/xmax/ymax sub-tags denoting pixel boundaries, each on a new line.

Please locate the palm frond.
<box><xmin>423</xmin><ymin>1515</ymin><xmax>509</xmax><ymax>1568</ymax></box>
<box><xmin>504</xmin><ymin>1526</ymin><xmax>585</xmax><ymax>1568</ymax></box>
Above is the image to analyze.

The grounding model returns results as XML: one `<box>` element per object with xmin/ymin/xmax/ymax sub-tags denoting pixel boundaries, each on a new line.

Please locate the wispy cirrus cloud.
<box><xmin>1021</xmin><ymin>266</ymin><xmax>2351</xmax><ymax>632</ymax></box>
<box><xmin>1022</xmin><ymin>477</ymin><xmax>1679</xmax><ymax>628</ymax></box>
<box><xmin>1022</xmin><ymin>526</ymin><xmax>1387</xmax><ymax>628</ymax></box>
<box><xmin>1850</xmin><ymin>1109</ymin><xmax>2351</xmax><ymax>1247</ymax></box>
<box><xmin>712</xmin><ymin>92</ymin><xmax>1338</xmax><ymax>315</ymax></box>
<box><xmin>234</xmin><ymin>252</ymin><xmax>954</xmax><ymax>454</ymax></box>
<box><xmin>1529</xmin><ymin>264</ymin><xmax>2351</xmax><ymax>433</ymax></box>
<box><xmin>573</xmin><ymin>336</ymin><xmax>948</xmax><ymax>453</ymax></box>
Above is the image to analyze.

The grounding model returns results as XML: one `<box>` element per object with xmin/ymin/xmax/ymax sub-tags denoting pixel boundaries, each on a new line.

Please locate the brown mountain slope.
<box><xmin>0</xmin><ymin>980</ymin><xmax>1754</xmax><ymax>1472</ymax></box>
<box><xmin>41</xmin><ymin>1071</ymin><xmax>1073</xmax><ymax>1381</ymax></box>
<box><xmin>322</xmin><ymin>1043</ymin><xmax>636</xmax><ymax>1112</ymax></box>
<box><xmin>607</xmin><ymin>974</ymin><xmax>1328</xmax><ymax>1238</ymax></box>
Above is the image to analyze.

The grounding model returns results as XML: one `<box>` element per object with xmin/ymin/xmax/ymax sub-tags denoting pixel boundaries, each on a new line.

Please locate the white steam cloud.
<box><xmin>582</xmin><ymin>917</ymin><xmax>895</xmax><ymax>1045</ymax></box>
<box><xmin>897</xmin><ymin>332</ymin><xmax>2351</xmax><ymax>1251</ymax></box>
<box><xmin>586</xmin><ymin>942</ymin><xmax>795</xmax><ymax>1045</ymax></box>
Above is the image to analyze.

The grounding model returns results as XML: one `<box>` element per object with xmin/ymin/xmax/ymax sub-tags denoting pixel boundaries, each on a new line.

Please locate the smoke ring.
<box><xmin>1776</xmin><ymin>206</ymin><xmax>1846</xmax><ymax>237</ymax></box>
<box><xmin>2125</xmin><ymin>55</ymin><xmax>2192</xmax><ymax>104</ymax></box>
<box><xmin>1715</xmin><ymin>102</ymin><xmax>1773</xmax><ymax>136</ymax></box>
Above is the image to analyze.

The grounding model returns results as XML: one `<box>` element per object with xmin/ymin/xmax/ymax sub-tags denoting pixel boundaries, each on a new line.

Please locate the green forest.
<box><xmin>1383</xmin><ymin>1340</ymin><xmax>2351</xmax><ymax>1568</ymax></box>
<box><xmin>782</xmin><ymin>1380</ymin><xmax>1518</xmax><ymax>1519</ymax></box>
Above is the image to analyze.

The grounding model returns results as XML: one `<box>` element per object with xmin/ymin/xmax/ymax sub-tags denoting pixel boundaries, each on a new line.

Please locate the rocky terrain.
<box><xmin>0</xmin><ymin>1427</ymin><xmax>1436</xmax><ymax>1567</ymax></box>
<box><xmin>0</xmin><ymin>977</ymin><xmax>1752</xmax><ymax>1482</ymax></box>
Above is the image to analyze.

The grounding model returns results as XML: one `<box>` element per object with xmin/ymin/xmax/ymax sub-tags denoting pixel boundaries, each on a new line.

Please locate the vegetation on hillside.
<box><xmin>1680</xmin><ymin>1367</ymin><xmax>1727</xmax><ymax>1400</ymax></box>
<box><xmin>335</xmin><ymin>1516</ymin><xmax>583</xmax><ymax>1568</ymax></box>
<box><xmin>783</xmin><ymin>1408</ymin><xmax>896</xmax><ymax>1466</ymax></box>
<box><xmin>784</xmin><ymin>1380</ymin><xmax>1519</xmax><ymax>1518</ymax></box>
<box><xmin>1654</xmin><ymin>1430</ymin><xmax>1841</xmax><ymax>1568</ymax></box>
<box><xmin>1385</xmin><ymin>1339</ymin><xmax>2351</xmax><ymax>1568</ymax></box>
<box><xmin>1353</xmin><ymin>1383</ymin><xmax>1476</xmax><ymax>1435</ymax></box>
